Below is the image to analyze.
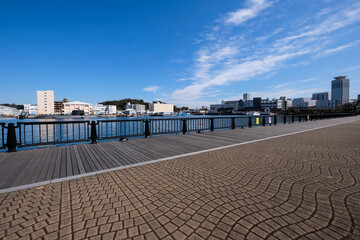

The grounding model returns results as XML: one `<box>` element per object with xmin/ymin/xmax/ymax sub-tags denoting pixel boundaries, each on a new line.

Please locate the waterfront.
<box><xmin>0</xmin><ymin>116</ymin><xmax>359</xmax><ymax>239</ymax></box>
<box><xmin>1</xmin><ymin>115</ymin><xmax>276</xmax><ymax>151</ymax></box>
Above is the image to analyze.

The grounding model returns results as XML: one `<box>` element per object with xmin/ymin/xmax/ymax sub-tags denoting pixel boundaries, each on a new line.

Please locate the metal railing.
<box><xmin>17</xmin><ymin>121</ymin><xmax>90</xmax><ymax>147</ymax></box>
<box><xmin>97</xmin><ymin>119</ymin><xmax>144</xmax><ymax>140</ymax></box>
<box><xmin>0</xmin><ymin>113</ymin><xmax>356</xmax><ymax>152</ymax></box>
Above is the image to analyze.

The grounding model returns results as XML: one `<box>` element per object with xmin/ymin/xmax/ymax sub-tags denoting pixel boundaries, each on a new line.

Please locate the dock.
<box><xmin>0</xmin><ymin>116</ymin><xmax>359</xmax><ymax>239</ymax></box>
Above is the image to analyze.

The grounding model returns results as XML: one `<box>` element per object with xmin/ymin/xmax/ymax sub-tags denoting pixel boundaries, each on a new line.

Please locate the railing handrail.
<box><xmin>0</xmin><ymin>113</ymin><xmax>357</xmax><ymax>152</ymax></box>
<box><xmin>18</xmin><ymin>120</ymin><xmax>91</xmax><ymax>125</ymax></box>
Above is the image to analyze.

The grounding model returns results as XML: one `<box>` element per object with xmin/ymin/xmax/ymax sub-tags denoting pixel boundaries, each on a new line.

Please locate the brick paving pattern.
<box><xmin>0</xmin><ymin>120</ymin><xmax>359</xmax><ymax>239</ymax></box>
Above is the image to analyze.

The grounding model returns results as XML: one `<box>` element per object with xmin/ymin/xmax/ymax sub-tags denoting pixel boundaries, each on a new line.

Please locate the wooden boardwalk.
<box><xmin>0</xmin><ymin>116</ymin><xmax>359</xmax><ymax>191</ymax></box>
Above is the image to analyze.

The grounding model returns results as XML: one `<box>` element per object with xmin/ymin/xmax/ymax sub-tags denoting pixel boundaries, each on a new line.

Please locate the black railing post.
<box><xmin>292</xmin><ymin>115</ymin><xmax>295</xmax><ymax>123</ymax></box>
<box><xmin>90</xmin><ymin>121</ymin><xmax>97</xmax><ymax>144</ymax></box>
<box><xmin>6</xmin><ymin>123</ymin><xmax>17</xmax><ymax>152</ymax></box>
<box><xmin>283</xmin><ymin>114</ymin><xmax>286</xmax><ymax>124</ymax></box>
<box><xmin>231</xmin><ymin>117</ymin><xmax>235</xmax><ymax>129</ymax></box>
<box><xmin>144</xmin><ymin>119</ymin><xmax>150</xmax><ymax>138</ymax></box>
<box><xmin>262</xmin><ymin>117</ymin><xmax>266</xmax><ymax>126</ymax></box>
<box><xmin>1</xmin><ymin>123</ymin><xmax>5</xmax><ymax>149</ymax></box>
<box><xmin>274</xmin><ymin>115</ymin><xmax>277</xmax><ymax>125</ymax></box>
<box><xmin>299</xmin><ymin>115</ymin><xmax>301</xmax><ymax>122</ymax></box>
<box><xmin>305</xmin><ymin>115</ymin><xmax>308</xmax><ymax>122</ymax></box>
<box><xmin>182</xmin><ymin>119</ymin><xmax>187</xmax><ymax>134</ymax></box>
<box><xmin>248</xmin><ymin>117</ymin><xmax>252</xmax><ymax>128</ymax></box>
<box><xmin>210</xmin><ymin>118</ymin><xmax>214</xmax><ymax>131</ymax></box>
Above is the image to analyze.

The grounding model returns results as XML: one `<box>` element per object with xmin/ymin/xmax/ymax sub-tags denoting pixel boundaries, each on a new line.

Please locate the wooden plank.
<box><xmin>78</xmin><ymin>144</ymin><xmax>96</xmax><ymax>172</ymax></box>
<box><xmin>82</xmin><ymin>144</ymin><xmax>103</xmax><ymax>171</ymax></box>
<box><xmin>35</xmin><ymin>147</ymin><xmax>55</xmax><ymax>182</ymax></box>
<box><xmin>52</xmin><ymin>146</ymin><xmax>62</xmax><ymax>179</ymax></box>
<box><xmin>69</xmin><ymin>147</ymin><xmax>79</xmax><ymax>176</ymax></box>
<box><xmin>59</xmin><ymin>147</ymin><xmax>67</xmax><ymax>178</ymax></box>
<box><xmin>73</xmin><ymin>145</ymin><xmax>86</xmax><ymax>174</ymax></box>
<box><xmin>44</xmin><ymin>147</ymin><xmax>59</xmax><ymax>181</ymax></box>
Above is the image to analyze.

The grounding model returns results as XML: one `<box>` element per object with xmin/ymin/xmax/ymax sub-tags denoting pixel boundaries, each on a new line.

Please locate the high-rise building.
<box><xmin>37</xmin><ymin>90</ymin><xmax>54</xmax><ymax>115</ymax></box>
<box><xmin>253</xmin><ymin>97</ymin><xmax>262</xmax><ymax>108</ymax></box>
<box><xmin>312</xmin><ymin>92</ymin><xmax>330</xmax><ymax>101</ymax></box>
<box><xmin>243</xmin><ymin>93</ymin><xmax>251</xmax><ymax>101</ymax></box>
<box><xmin>331</xmin><ymin>76</ymin><xmax>349</xmax><ymax>106</ymax></box>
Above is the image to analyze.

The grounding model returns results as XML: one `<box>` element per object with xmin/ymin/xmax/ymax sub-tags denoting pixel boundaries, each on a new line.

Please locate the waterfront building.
<box><xmin>331</xmin><ymin>76</ymin><xmax>349</xmax><ymax>106</ymax></box>
<box><xmin>261</xmin><ymin>98</ymin><xmax>283</xmax><ymax>109</ymax></box>
<box><xmin>91</xmin><ymin>104</ymin><xmax>107</xmax><ymax>115</ymax></box>
<box><xmin>253</xmin><ymin>98</ymin><xmax>262</xmax><ymax>108</ymax></box>
<box><xmin>62</xmin><ymin>101</ymin><xmax>91</xmax><ymax>115</ymax></box>
<box><xmin>125</xmin><ymin>102</ymin><xmax>146</xmax><ymax>113</ymax></box>
<box><xmin>0</xmin><ymin>105</ymin><xmax>19</xmax><ymax>116</ymax></box>
<box><xmin>23</xmin><ymin>103</ymin><xmax>37</xmax><ymax>115</ymax></box>
<box><xmin>54</xmin><ymin>101</ymin><xmax>63</xmax><ymax>114</ymax></box>
<box><xmin>149</xmin><ymin>102</ymin><xmax>174</xmax><ymax>113</ymax></box>
<box><xmin>244</xmin><ymin>100</ymin><xmax>253</xmax><ymax>108</ymax></box>
<box><xmin>105</xmin><ymin>105</ymin><xmax>117</xmax><ymax>114</ymax></box>
<box><xmin>280</xmin><ymin>96</ymin><xmax>292</xmax><ymax>110</ymax></box>
<box><xmin>292</xmin><ymin>98</ymin><xmax>317</xmax><ymax>108</ymax></box>
<box><xmin>312</xmin><ymin>92</ymin><xmax>331</xmax><ymax>101</ymax></box>
<box><xmin>243</xmin><ymin>93</ymin><xmax>251</xmax><ymax>101</ymax></box>
<box><xmin>315</xmin><ymin>100</ymin><xmax>336</xmax><ymax>109</ymax></box>
<box><xmin>37</xmin><ymin>90</ymin><xmax>54</xmax><ymax>115</ymax></box>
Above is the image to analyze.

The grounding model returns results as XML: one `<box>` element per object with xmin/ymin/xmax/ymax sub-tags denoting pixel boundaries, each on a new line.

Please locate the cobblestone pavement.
<box><xmin>0</xmin><ymin>120</ymin><xmax>359</xmax><ymax>240</ymax></box>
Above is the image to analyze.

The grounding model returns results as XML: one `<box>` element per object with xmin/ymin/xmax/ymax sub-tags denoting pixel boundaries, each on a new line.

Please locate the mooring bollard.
<box><xmin>5</xmin><ymin>123</ymin><xmax>17</xmax><ymax>152</ymax></box>
<box><xmin>182</xmin><ymin>119</ymin><xmax>187</xmax><ymax>134</ymax></box>
<box><xmin>144</xmin><ymin>119</ymin><xmax>150</xmax><ymax>138</ymax></box>
<box><xmin>262</xmin><ymin>117</ymin><xmax>266</xmax><ymax>126</ymax></box>
<box><xmin>90</xmin><ymin>121</ymin><xmax>97</xmax><ymax>144</ymax></box>
<box><xmin>231</xmin><ymin>117</ymin><xmax>235</xmax><ymax>129</ymax></box>
<box><xmin>248</xmin><ymin>117</ymin><xmax>252</xmax><ymax>128</ymax></box>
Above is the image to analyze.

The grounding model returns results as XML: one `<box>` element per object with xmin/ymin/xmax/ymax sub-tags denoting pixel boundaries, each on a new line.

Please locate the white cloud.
<box><xmin>279</xmin><ymin>2</ymin><xmax>360</xmax><ymax>44</ymax></box>
<box><xmin>142</xmin><ymin>86</ymin><xmax>160</xmax><ymax>94</ymax></box>
<box><xmin>334</xmin><ymin>65</ymin><xmax>360</xmax><ymax>73</ymax></box>
<box><xmin>314</xmin><ymin>40</ymin><xmax>360</xmax><ymax>58</ymax></box>
<box><xmin>224</xmin><ymin>0</ymin><xmax>273</xmax><ymax>25</ymax></box>
<box><xmin>164</xmin><ymin>1</ymin><xmax>360</xmax><ymax>107</ymax></box>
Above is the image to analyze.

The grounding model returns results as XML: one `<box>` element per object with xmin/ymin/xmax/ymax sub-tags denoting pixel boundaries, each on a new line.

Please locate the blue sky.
<box><xmin>1</xmin><ymin>0</ymin><xmax>359</xmax><ymax>108</ymax></box>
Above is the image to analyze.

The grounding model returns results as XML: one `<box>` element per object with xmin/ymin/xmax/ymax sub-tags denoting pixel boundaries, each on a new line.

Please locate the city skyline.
<box><xmin>1</xmin><ymin>0</ymin><xmax>360</xmax><ymax>108</ymax></box>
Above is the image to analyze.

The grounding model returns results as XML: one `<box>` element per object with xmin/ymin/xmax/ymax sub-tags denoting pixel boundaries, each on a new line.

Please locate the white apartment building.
<box><xmin>149</xmin><ymin>102</ymin><xmax>174</xmax><ymax>113</ymax></box>
<box><xmin>37</xmin><ymin>90</ymin><xmax>54</xmax><ymax>115</ymax></box>
<box><xmin>106</xmin><ymin>105</ymin><xmax>117</xmax><ymax>114</ymax></box>
<box><xmin>23</xmin><ymin>103</ymin><xmax>38</xmax><ymax>115</ymax></box>
<box><xmin>62</xmin><ymin>101</ymin><xmax>91</xmax><ymax>115</ymax></box>
<box><xmin>125</xmin><ymin>102</ymin><xmax>146</xmax><ymax>113</ymax></box>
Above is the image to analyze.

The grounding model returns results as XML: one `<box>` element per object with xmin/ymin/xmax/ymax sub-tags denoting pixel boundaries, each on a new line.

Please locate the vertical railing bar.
<box><xmin>31</xmin><ymin>125</ymin><xmax>34</xmax><ymax>144</ymax></box>
<box><xmin>46</xmin><ymin>124</ymin><xmax>48</xmax><ymax>143</ymax></box>
<box><xmin>60</xmin><ymin>124</ymin><xmax>62</xmax><ymax>142</ymax></box>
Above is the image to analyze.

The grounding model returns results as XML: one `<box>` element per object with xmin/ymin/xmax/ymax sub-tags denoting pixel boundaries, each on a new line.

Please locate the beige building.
<box><xmin>62</xmin><ymin>101</ymin><xmax>91</xmax><ymax>115</ymax></box>
<box><xmin>149</xmin><ymin>102</ymin><xmax>174</xmax><ymax>113</ymax></box>
<box><xmin>37</xmin><ymin>90</ymin><xmax>54</xmax><ymax>115</ymax></box>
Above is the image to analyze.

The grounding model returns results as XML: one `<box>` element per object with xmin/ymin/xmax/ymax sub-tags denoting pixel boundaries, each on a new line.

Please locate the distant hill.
<box><xmin>99</xmin><ymin>99</ymin><xmax>149</xmax><ymax>110</ymax></box>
